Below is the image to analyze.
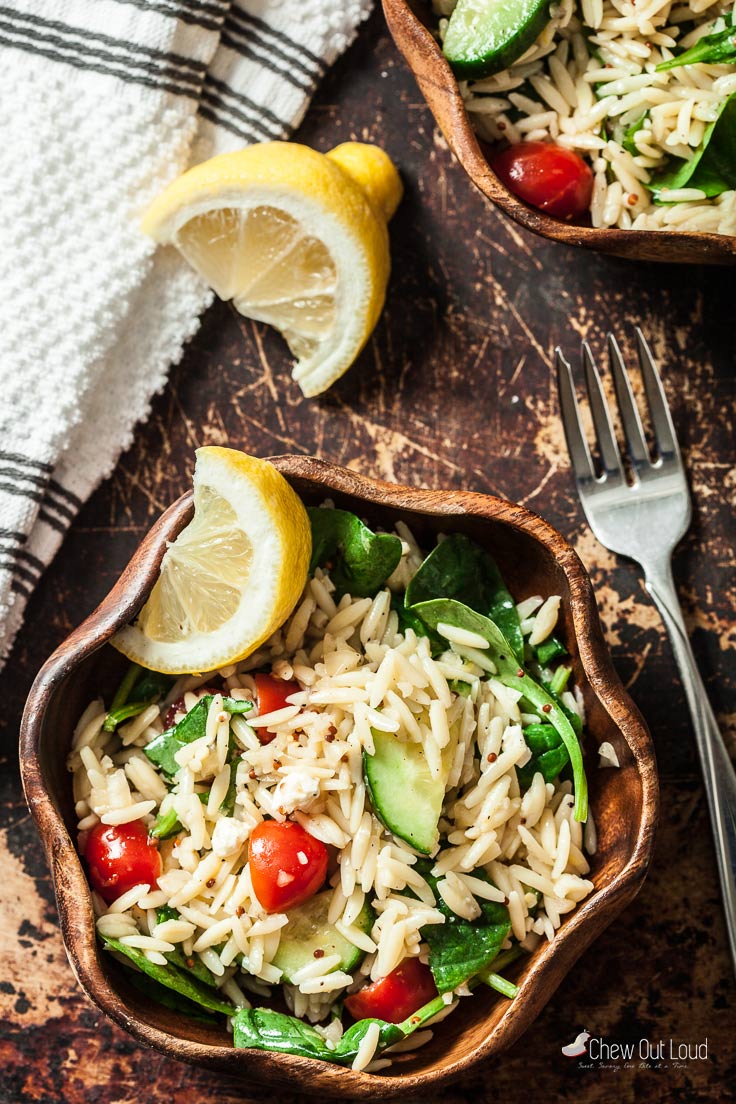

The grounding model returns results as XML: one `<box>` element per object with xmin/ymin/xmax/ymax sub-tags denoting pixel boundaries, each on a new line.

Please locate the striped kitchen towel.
<box><xmin>0</xmin><ymin>0</ymin><xmax>372</xmax><ymax>666</ymax></box>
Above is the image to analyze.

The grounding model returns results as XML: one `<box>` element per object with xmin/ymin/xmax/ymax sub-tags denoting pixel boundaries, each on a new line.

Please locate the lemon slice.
<box><xmin>112</xmin><ymin>448</ymin><xmax>311</xmax><ymax>674</ymax></box>
<box><xmin>141</xmin><ymin>141</ymin><xmax>402</xmax><ymax>397</ymax></box>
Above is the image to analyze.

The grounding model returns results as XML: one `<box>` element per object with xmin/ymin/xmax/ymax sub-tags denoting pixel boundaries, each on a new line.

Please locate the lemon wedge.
<box><xmin>112</xmin><ymin>448</ymin><xmax>311</xmax><ymax>674</ymax></box>
<box><xmin>141</xmin><ymin>141</ymin><xmax>402</xmax><ymax>397</ymax></box>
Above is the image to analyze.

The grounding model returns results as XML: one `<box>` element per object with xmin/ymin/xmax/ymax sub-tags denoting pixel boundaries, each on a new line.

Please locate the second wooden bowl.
<box><xmin>20</xmin><ymin>456</ymin><xmax>658</xmax><ymax>1095</ymax></box>
<box><xmin>383</xmin><ymin>0</ymin><xmax>736</xmax><ymax>264</ymax></box>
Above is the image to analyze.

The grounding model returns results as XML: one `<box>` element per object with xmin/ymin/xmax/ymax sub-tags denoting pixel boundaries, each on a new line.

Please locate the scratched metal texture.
<box><xmin>1</xmin><ymin>9</ymin><xmax>734</xmax><ymax>1103</ymax></box>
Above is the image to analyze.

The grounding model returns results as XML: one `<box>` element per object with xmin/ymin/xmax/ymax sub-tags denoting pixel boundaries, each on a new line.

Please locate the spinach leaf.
<box><xmin>448</xmin><ymin>678</ymin><xmax>473</xmax><ymax>698</ymax></box>
<box><xmin>621</xmin><ymin>112</ymin><xmax>648</xmax><ymax>156</ymax></box>
<box><xmin>105</xmin><ymin>666</ymin><xmax>175</xmax><ymax>731</ymax></box>
<box><xmin>307</xmin><ymin>507</ymin><xmax>402</xmax><ymax>598</ymax></box>
<box><xmin>103</xmin><ymin>700</ymin><xmax>151</xmax><ymax>733</ymax></box>
<box><xmin>534</xmin><ymin>634</ymin><xmax>568</xmax><ymax>666</ymax></box>
<box><xmin>134</xmin><ymin>670</ymin><xmax>176</xmax><ymax>701</ymax></box>
<box><xmin>150</xmin><ymin>791</ymin><xmax>209</xmax><ymax>840</ymax></box>
<box><xmin>144</xmin><ymin>695</ymin><xmax>251</xmax><ymax>779</ymax></box>
<box><xmin>108</xmin><ymin>662</ymin><xmax>142</xmax><ymax>714</ymax></box>
<box><xmin>155</xmin><ymin>906</ymin><xmax>219</xmax><ymax>987</ymax></box>
<box><xmin>101</xmin><ymin>936</ymin><xmax>235</xmax><ymax>1014</ymax></box>
<box><xmin>652</xmin><ymin>93</ymin><xmax>736</xmax><ymax>200</ymax></box>
<box><xmin>411</xmin><ymin>598</ymin><xmax>587</xmax><ymax>821</ymax></box>
<box><xmin>232</xmin><ymin>991</ymin><xmax>446</xmax><ymax>1065</ymax></box>
<box><xmin>416</xmin><ymin>861</ymin><xmax>511</xmax><ymax>993</ymax></box>
<box><xmin>233</xmin><ymin>1008</ymin><xmax>337</xmax><ymax>1060</ymax></box>
<box><xmin>405</xmin><ymin>534</ymin><xmax>523</xmax><ymax>660</ymax></box>
<box><xmin>391</xmin><ymin>593</ymin><xmax>444</xmax><ymax>653</ymax></box>
<box><xmin>516</xmin><ymin>722</ymin><xmax>570</xmax><ymax>789</ymax></box>
<box><xmin>656</xmin><ymin>19</ymin><xmax>736</xmax><ymax>70</ymax></box>
<box><xmin>128</xmin><ymin>972</ymin><xmax>219</xmax><ymax>1023</ymax></box>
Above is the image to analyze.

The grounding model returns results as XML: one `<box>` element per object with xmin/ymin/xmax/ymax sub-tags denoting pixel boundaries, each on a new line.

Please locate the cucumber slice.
<box><xmin>443</xmin><ymin>0</ymin><xmax>551</xmax><ymax>80</ymax></box>
<box><xmin>364</xmin><ymin>730</ymin><xmax>444</xmax><ymax>855</ymax></box>
<box><xmin>272</xmin><ymin>890</ymin><xmax>374</xmax><ymax>984</ymax></box>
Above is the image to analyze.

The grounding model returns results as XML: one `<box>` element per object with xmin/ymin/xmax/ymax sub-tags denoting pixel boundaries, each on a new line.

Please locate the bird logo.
<box><xmin>561</xmin><ymin>1030</ymin><xmax>591</xmax><ymax>1058</ymax></box>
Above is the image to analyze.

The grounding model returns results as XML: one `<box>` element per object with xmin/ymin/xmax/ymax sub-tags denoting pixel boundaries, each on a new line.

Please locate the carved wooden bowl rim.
<box><xmin>382</xmin><ymin>0</ymin><xmax>736</xmax><ymax>265</ymax></box>
<box><xmin>20</xmin><ymin>455</ymin><xmax>658</xmax><ymax>1096</ymax></box>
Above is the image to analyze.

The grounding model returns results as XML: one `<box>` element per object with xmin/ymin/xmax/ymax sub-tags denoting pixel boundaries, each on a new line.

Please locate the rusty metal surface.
<box><xmin>1</xmin><ymin>9</ymin><xmax>734</xmax><ymax>1102</ymax></box>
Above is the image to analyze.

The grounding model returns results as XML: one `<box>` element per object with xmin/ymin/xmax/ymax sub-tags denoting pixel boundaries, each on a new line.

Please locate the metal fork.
<box><xmin>555</xmin><ymin>329</ymin><xmax>736</xmax><ymax>975</ymax></box>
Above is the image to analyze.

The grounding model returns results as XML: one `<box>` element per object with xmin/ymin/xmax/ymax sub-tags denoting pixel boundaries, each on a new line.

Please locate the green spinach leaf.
<box><xmin>405</xmin><ymin>534</ymin><xmax>523</xmax><ymax>660</ymax></box>
<box><xmin>232</xmin><ymin>990</ymin><xmax>446</xmax><ymax>1065</ymax></box>
<box><xmin>128</xmin><ymin>972</ymin><xmax>219</xmax><ymax>1023</ymax></box>
<box><xmin>656</xmin><ymin>18</ymin><xmax>736</xmax><ymax>70</ymax></box>
<box><xmin>307</xmin><ymin>507</ymin><xmax>402</xmax><ymax>598</ymax></box>
<box><xmin>416</xmin><ymin>861</ymin><xmax>511</xmax><ymax>993</ymax></box>
<box><xmin>144</xmin><ymin>695</ymin><xmax>251</xmax><ymax>779</ymax></box>
<box><xmin>534</xmin><ymin>634</ymin><xmax>568</xmax><ymax>666</ymax></box>
<box><xmin>101</xmin><ymin>936</ymin><xmax>235</xmax><ymax>1014</ymax></box>
<box><xmin>411</xmin><ymin>598</ymin><xmax>587</xmax><ymax>821</ymax></box>
<box><xmin>652</xmin><ymin>93</ymin><xmax>736</xmax><ymax>200</ymax></box>
<box><xmin>105</xmin><ymin>666</ymin><xmax>175</xmax><ymax>731</ymax></box>
<box><xmin>621</xmin><ymin>112</ymin><xmax>648</xmax><ymax>156</ymax></box>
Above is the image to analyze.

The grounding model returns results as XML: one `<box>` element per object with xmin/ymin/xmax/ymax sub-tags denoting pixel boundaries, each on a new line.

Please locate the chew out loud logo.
<box><xmin>562</xmin><ymin>1031</ymin><xmax>709</xmax><ymax>1063</ymax></box>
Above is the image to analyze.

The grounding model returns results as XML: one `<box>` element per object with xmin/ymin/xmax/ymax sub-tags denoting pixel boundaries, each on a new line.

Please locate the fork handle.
<box><xmin>646</xmin><ymin>561</ymin><xmax>736</xmax><ymax>976</ymax></box>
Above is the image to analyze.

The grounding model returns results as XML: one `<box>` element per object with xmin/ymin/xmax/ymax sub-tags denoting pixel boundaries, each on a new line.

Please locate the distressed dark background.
<box><xmin>1</xmin><ymin>8</ymin><xmax>734</xmax><ymax>1102</ymax></box>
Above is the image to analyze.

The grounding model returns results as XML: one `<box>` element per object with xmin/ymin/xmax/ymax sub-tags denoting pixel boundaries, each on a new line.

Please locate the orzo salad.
<box><xmin>436</xmin><ymin>0</ymin><xmax>736</xmax><ymax>234</ymax></box>
<box><xmin>69</xmin><ymin>458</ymin><xmax>598</xmax><ymax>1073</ymax></box>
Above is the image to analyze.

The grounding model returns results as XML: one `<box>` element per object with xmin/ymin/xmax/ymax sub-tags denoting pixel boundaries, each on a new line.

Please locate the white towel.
<box><xmin>0</xmin><ymin>0</ymin><xmax>372</xmax><ymax>665</ymax></box>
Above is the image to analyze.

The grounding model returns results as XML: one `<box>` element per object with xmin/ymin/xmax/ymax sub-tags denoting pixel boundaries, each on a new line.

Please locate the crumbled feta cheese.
<box><xmin>272</xmin><ymin>769</ymin><xmax>321</xmax><ymax>814</ymax></box>
<box><xmin>211</xmin><ymin>816</ymin><xmax>249</xmax><ymax>858</ymax></box>
<box><xmin>277</xmin><ymin>869</ymin><xmax>295</xmax><ymax>887</ymax></box>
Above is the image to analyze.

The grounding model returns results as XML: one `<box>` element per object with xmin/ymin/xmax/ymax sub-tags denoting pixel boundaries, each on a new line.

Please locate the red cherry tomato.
<box><xmin>255</xmin><ymin>673</ymin><xmax>300</xmax><ymax>745</ymax></box>
<box><xmin>491</xmin><ymin>141</ymin><xmax>593</xmax><ymax>221</ymax></box>
<box><xmin>249</xmin><ymin>820</ymin><xmax>328</xmax><ymax>912</ymax></box>
<box><xmin>344</xmin><ymin>957</ymin><xmax>438</xmax><ymax>1024</ymax></box>
<box><xmin>84</xmin><ymin>820</ymin><xmax>162</xmax><ymax>904</ymax></box>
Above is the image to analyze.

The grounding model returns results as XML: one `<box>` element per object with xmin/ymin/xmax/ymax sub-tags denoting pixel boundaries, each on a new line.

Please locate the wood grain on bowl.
<box><xmin>19</xmin><ymin>456</ymin><xmax>658</xmax><ymax>1097</ymax></box>
<box><xmin>382</xmin><ymin>0</ymin><xmax>736</xmax><ymax>265</ymax></box>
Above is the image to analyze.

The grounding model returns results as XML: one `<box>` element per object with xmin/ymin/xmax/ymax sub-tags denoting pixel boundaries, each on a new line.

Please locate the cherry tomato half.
<box><xmin>249</xmin><ymin>820</ymin><xmax>328</xmax><ymax>913</ymax></box>
<box><xmin>255</xmin><ymin>673</ymin><xmax>300</xmax><ymax>745</ymax></box>
<box><xmin>491</xmin><ymin>141</ymin><xmax>593</xmax><ymax>221</ymax></box>
<box><xmin>84</xmin><ymin>819</ymin><xmax>162</xmax><ymax>904</ymax></box>
<box><xmin>344</xmin><ymin>957</ymin><xmax>438</xmax><ymax>1024</ymax></box>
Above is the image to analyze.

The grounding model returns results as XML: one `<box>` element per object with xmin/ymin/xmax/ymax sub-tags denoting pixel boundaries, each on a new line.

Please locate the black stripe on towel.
<box><xmin>0</xmin><ymin>451</ymin><xmax>53</xmax><ymax>474</ymax></box>
<box><xmin>219</xmin><ymin>28</ymin><xmax>315</xmax><ymax>96</ymax></box>
<box><xmin>11</xmin><ymin>576</ymin><xmax>34</xmax><ymax>600</ymax></box>
<box><xmin>0</xmin><ymin>5</ymin><xmax>208</xmax><ymax>76</ymax></box>
<box><xmin>202</xmin><ymin>75</ymin><xmax>293</xmax><ymax>140</ymax></box>
<box><xmin>0</xmin><ymin>468</ymin><xmax>77</xmax><ymax>522</ymax></box>
<box><xmin>0</xmin><ymin>539</ymin><xmax>45</xmax><ymax>573</ymax></box>
<box><xmin>0</xmin><ymin>466</ymin><xmax>48</xmax><ymax>491</ymax></box>
<box><xmin>112</xmin><ymin>0</ymin><xmax>226</xmax><ymax>34</ymax></box>
<box><xmin>48</xmin><ymin>478</ymin><xmax>83</xmax><ymax>511</ymax></box>
<box><xmin>0</xmin><ymin>30</ymin><xmax>201</xmax><ymax>99</ymax></box>
<box><xmin>37</xmin><ymin>509</ymin><xmax>68</xmax><ymax>535</ymax></box>
<box><xmin>197</xmin><ymin>102</ymin><xmax>264</xmax><ymax>145</ymax></box>
<box><xmin>0</xmin><ymin>554</ymin><xmax>40</xmax><ymax>587</ymax></box>
<box><xmin>228</xmin><ymin>7</ymin><xmax>327</xmax><ymax>77</ymax></box>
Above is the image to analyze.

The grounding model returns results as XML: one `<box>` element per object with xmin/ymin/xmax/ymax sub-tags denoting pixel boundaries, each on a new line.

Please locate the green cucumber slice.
<box><xmin>272</xmin><ymin>890</ymin><xmax>374</xmax><ymax>983</ymax></box>
<box><xmin>443</xmin><ymin>0</ymin><xmax>551</xmax><ymax>81</ymax></box>
<box><xmin>364</xmin><ymin>730</ymin><xmax>444</xmax><ymax>855</ymax></box>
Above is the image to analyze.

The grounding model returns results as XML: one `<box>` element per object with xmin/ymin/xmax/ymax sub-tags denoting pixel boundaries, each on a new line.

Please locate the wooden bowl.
<box><xmin>383</xmin><ymin>0</ymin><xmax>736</xmax><ymax>265</ymax></box>
<box><xmin>20</xmin><ymin>456</ymin><xmax>658</xmax><ymax>1096</ymax></box>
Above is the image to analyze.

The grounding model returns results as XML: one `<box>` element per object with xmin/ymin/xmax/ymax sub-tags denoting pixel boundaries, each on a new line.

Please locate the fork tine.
<box><xmin>555</xmin><ymin>348</ymin><xmax>596</xmax><ymax>485</ymax></box>
<box><xmin>581</xmin><ymin>341</ymin><xmax>625</xmax><ymax>480</ymax></box>
<box><xmin>607</xmin><ymin>334</ymin><xmax>650</xmax><ymax>471</ymax></box>
<box><xmin>634</xmin><ymin>328</ymin><xmax>679</xmax><ymax>461</ymax></box>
